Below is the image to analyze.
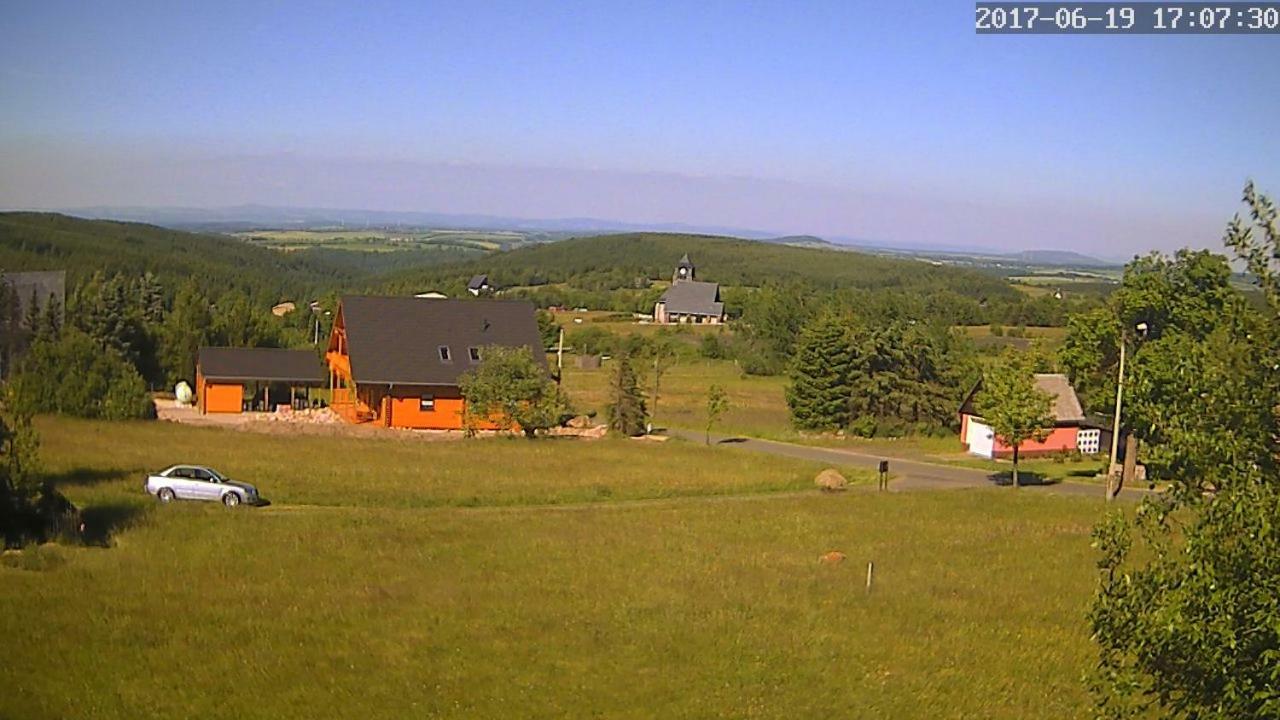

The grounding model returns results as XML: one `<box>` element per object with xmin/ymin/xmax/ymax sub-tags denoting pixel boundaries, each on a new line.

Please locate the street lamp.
<box><xmin>1107</xmin><ymin>321</ymin><xmax>1148</xmax><ymax>501</ymax></box>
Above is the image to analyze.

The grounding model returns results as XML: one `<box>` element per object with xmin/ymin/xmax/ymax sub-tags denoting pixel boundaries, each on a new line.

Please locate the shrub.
<box><xmin>11</xmin><ymin>330</ymin><xmax>154</xmax><ymax>420</ymax></box>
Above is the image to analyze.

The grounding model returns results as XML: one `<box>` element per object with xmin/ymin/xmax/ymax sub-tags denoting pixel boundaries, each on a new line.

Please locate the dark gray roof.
<box><xmin>4</xmin><ymin>270</ymin><xmax>65</xmax><ymax>321</ymax></box>
<box><xmin>467</xmin><ymin>274</ymin><xmax>490</xmax><ymax>290</ymax></box>
<box><xmin>340</xmin><ymin>296</ymin><xmax>545</xmax><ymax>386</ymax></box>
<box><xmin>197</xmin><ymin>347</ymin><xmax>325</xmax><ymax>383</ymax></box>
<box><xmin>658</xmin><ymin>280</ymin><xmax>723</xmax><ymax>317</ymax></box>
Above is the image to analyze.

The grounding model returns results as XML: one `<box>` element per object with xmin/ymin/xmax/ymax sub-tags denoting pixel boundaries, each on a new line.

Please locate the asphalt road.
<box><xmin>668</xmin><ymin>428</ymin><xmax>1153</xmax><ymax>501</ymax></box>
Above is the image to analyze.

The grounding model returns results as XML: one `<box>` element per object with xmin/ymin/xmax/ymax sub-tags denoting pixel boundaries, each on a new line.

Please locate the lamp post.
<box><xmin>1107</xmin><ymin>321</ymin><xmax>1148</xmax><ymax>501</ymax></box>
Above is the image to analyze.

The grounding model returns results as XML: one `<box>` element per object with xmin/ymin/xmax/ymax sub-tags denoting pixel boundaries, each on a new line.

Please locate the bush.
<box><xmin>12</xmin><ymin>330</ymin><xmax>154</xmax><ymax>420</ymax></box>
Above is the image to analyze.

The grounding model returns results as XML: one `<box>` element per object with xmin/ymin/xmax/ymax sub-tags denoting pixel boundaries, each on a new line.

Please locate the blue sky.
<box><xmin>2</xmin><ymin>1</ymin><xmax>1277</xmax><ymax>256</ymax></box>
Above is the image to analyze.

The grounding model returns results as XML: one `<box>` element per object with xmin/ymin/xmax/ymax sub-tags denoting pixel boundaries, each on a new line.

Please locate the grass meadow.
<box><xmin>1</xmin><ymin>417</ymin><xmax>1111</xmax><ymax>719</ymax></box>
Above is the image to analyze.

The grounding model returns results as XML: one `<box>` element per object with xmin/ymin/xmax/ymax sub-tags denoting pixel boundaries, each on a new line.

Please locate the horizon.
<box><xmin>2</xmin><ymin>1</ymin><xmax>1277</xmax><ymax>256</ymax></box>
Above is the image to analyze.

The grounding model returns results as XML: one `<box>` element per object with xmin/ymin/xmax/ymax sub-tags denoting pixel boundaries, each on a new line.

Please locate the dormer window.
<box><xmin>469</xmin><ymin>347</ymin><xmax>481</xmax><ymax>362</ymax></box>
<box><xmin>438</xmin><ymin>346</ymin><xmax>451</xmax><ymax>362</ymax></box>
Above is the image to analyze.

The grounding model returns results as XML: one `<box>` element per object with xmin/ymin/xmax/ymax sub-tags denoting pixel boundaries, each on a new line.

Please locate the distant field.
<box><xmin>2</xmin><ymin>416</ymin><xmax>1106</xmax><ymax>719</ymax></box>
<box><xmin>959</xmin><ymin>324</ymin><xmax>1067</xmax><ymax>351</ymax></box>
<box><xmin>562</xmin><ymin>356</ymin><xmax>789</xmax><ymax>437</ymax></box>
<box><xmin>237</xmin><ymin>228</ymin><xmax>527</xmax><ymax>253</ymax></box>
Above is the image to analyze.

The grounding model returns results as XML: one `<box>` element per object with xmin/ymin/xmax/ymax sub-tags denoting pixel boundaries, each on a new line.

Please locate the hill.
<box><xmin>381</xmin><ymin>232</ymin><xmax>1019</xmax><ymax>301</ymax></box>
<box><xmin>0</xmin><ymin>212</ymin><xmax>397</xmax><ymax>301</ymax></box>
<box><xmin>1009</xmin><ymin>250</ymin><xmax>1113</xmax><ymax>268</ymax></box>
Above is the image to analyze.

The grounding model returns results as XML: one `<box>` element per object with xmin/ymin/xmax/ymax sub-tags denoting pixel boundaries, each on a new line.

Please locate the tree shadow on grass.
<box><xmin>986</xmin><ymin>470</ymin><xmax>1061</xmax><ymax>487</ymax></box>
<box><xmin>717</xmin><ymin>437</ymin><xmax>750</xmax><ymax>444</ymax></box>
<box><xmin>42</xmin><ymin>466</ymin><xmax>141</xmax><ymax>487</ymax></box>
<box><xmin>79</xmin><ymin>502</ymin><xmax>149</xmax><ymax>547</ymax></box>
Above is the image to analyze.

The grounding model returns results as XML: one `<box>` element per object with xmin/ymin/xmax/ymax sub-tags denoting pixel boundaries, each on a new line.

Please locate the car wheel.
<box><xmin>222</xmin><ymin>492</ymin><xmax>241</xmax><ymax>508</ymax></box>
<box><xmin>157</xmin><ymin>488</ymin><xmax>176</xmax><ymax>504</ymax></box>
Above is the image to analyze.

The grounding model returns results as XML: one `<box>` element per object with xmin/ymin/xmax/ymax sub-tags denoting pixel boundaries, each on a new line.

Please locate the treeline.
<box><xmin>7</xmin><ymin>270</ymin><xmax>317</xmax><ymax>419</ymax></box>
<box><xmin>0</xmin><ymin>212</ymin><xmax>354</xmax><ymax>302</ymax></box>
<box><xmin>784</xmin><ymin>309</ymin><xmax>980</xmax><ymax>437</ymax></box>
<box><xmin>381</xmin><ymin>232</ymin><xmax>1098</xmax><ymax>326</ymax></box>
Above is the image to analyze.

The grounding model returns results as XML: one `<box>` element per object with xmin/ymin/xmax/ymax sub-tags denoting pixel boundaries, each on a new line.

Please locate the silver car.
<box><xmin>144</xmin><ymin>465</ymin><xmax>260</xmax><ymax>507</ymax></box>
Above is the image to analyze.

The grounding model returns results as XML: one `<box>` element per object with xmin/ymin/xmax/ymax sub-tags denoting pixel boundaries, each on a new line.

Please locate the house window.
<box><xmin>1077</xmin><ymin>428</ymin><xmax>1101</xmax><ymax>455</ymax></box>
<box><xmin>419</xmin><ymin>395</ymin><xmax>435</xmax><ymax>412</ymax></box>
<box><xmin>438</xmin><ymin>346</ymin><xmax>451</xmax><ymax>362</ymax></box>
<box><xmin>469</xmin><ymin>347</ymin><xmax>481</xmax><ymax>362</ymax></box>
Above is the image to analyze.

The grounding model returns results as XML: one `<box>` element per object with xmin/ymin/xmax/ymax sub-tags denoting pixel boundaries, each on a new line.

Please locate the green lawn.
<box><xmin>2</xmin><ymin>417</ymin><xmax>1109</xmax><ymax>719</ymax></box>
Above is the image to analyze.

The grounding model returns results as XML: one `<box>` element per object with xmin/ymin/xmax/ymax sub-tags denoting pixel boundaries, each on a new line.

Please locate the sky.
<box><xmin>1</xmin><ymin>1</ymin><xmax>1277</xmax><ymax>257</ymax></box>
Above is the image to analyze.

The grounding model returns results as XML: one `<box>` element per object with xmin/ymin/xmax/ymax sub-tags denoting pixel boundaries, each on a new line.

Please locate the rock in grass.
<box><xmin>814</xmin><ymin>468</ymin><xmax>848</xmax><ymax>492</ymax></box>
<box><xmin>819</xmin><ymin>550</ymin><xmax>846</xmax><ymax>565</ymax></box>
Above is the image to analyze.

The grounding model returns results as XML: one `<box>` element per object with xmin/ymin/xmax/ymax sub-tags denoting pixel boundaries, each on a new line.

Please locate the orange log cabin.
<box><xmin>325</xmin><ymin>296</ymin><xmax>547</xmax><ymax>429</ymax></box>
<box><xmin>196</xmin><ymin>347</ymin><xmax>326</xmax><ymax>414</ymax></box>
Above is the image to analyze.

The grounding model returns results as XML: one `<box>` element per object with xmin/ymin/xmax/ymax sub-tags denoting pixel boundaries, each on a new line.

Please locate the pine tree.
<box><xmin>786</xmin><ymin>311</ymin><xmax>855</xmax><ymax>430</ymax></box>
<box><xmin>138</xmin><ymin>272</ymin><xmax>165</xmax><ymax>324</ymax></box>
<box><xmin>606</xmin><ymin>350</ymin><xmax>648</xmax><ymax>436</ymax></box>
<box><xmin>35</xmin><ymin>294</ymin><xmax>62</xmax><ymax>343</ymax></box>
<box><xmin>159</xmin><ymin>280</ymin><xmax>213</xmax><ymax>385</ymax></box>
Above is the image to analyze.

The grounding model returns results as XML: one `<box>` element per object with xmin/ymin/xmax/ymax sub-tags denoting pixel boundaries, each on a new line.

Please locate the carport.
<box><xmin>195</xmin><ymin>347</ymin><xmax>326</xmax><ymax>414</ymax></box>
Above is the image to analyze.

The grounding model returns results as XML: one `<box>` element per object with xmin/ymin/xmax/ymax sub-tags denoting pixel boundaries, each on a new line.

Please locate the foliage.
<box><xmin>536</xmin><ymin>309</ymin><xmax>560</xmax><ymax>351</ymax></box>
<box><xmin>846</xmin><ymin>320</ymin><xmax>978</xmax><ymax>436</ymax></box>
<box><xmin>565</xmin><ymin>325</ymin><xmax>620</xmax><ymax>356</ymax></box>
<box><xmin>0</xmin><ymin>212</ymin><xmax>353</xmax><ymax>301</ymax></box>
<box><xmin>381</xmin><ymin>231</ymin><xmax>1020</xmax><ymax>302</ymax></box>
<box><xmin>1091</xmin><ymin>482</ymin><xmax>1280</xmax><ymax>719</ymax></box>
<box><xmin>458</xmin><ymin>345</ymin><xmax>567</xmax><ymax>438</ymax></box>
<box><xmin>786</xmin><ymin>310</ymin><xmax>855</xmax><ymax>431</ymax></box>
<box><xmin>646</xmin><ymin>332</ymin><xmax>679</xmax><ymax>421</ymax></box>
<box><xmin>605</xmin><ymin>350</ymin><xmax>648</xmax><ymax>436</ymax></box>
<box><xmin>705</xmin><ymin>384</ymin><xmax>729</xmax><ymax>445</ymax></box>
<box><xmin>11</xmin><ymin>330</ymin><xmax>155</xmax><ymax>420</ymax></box>
<box><xmin>975</xmin><ymin>349</ymin><xmax>1054</xmax><ymax>487</ymax></box>
<box><xmin>1090</xmin><ymin>184</ymin><xmax>1280</xmax><ymax>719</ymax></box>
<box><xmin>737</xmin><ymin>282</ymin><xmax>817</xmax><ymax>374</ymax></box>
<box><xmin>1057</xmin><ymin>307</ymin><xmax>1119</xmax><ymax>413</ymax></box>
<box><xmin>786</xmin><ymin>309</ymin><xmax>978</xmax><ymax>435</ymax></box>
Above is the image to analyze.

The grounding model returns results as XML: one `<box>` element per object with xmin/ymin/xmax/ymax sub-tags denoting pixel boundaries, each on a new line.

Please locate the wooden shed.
<box><xmin>196</xmin><ymin>347</ymin><xmax>326</xmax><ymax>414</ymax></box>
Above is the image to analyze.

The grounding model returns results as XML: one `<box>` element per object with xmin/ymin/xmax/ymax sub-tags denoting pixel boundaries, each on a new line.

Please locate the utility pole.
<box><xmin>556</xmin><ymin>327</ymin><xmax>564</xmax><ymax>385</ymax></box>
<box><xmin>1107</xmin><ymin>340</ymin><xmax>1125</xmax><ymax>502</ymax></box>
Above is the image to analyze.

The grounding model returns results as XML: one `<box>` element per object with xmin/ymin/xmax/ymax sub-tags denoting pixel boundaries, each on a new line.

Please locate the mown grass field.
<box><xmin>2</xmin><ymin>417</ymin><xmax>1107</xmax><ymax>719</ymax></box>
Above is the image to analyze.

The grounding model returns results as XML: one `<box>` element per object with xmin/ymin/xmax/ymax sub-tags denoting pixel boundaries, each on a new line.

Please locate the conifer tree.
<box><xmin>786</xmin><ymin>311</ymin><xmax>855</xmax><ymax>430</ymax></box>
<box><xmin>606</xmin><ymin>350</ymin><xmax>648</xmax><ymax>436</ymax></box>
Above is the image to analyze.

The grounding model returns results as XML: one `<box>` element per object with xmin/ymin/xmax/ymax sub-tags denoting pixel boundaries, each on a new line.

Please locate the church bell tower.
<box><xmin>673</xmin><ymin>253</ymin><xmax>695</xmax><ymax>283</ymax></box>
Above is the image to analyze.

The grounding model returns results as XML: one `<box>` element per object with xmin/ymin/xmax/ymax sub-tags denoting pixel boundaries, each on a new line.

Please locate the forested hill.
<box><xmin>382</xmin><ymin>232</ymin><xmax>1019</xmax><ymax>300</ymax></box>
<box><xmin>0</xmin><ymin>212</ymin><xmax>350</xmax><ymax>301</ymax></box>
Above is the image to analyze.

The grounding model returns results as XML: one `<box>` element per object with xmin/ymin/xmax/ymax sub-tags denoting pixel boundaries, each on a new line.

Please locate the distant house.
<box><xmin>196</xmin><ymin>347</ymin><xmax>326</xmax><ymax>414</ymax></box>
<box><xmin>271</xmin><ymin>301</ymin><xmax>297</xmax><ymax>317</ymax></box>
<box><xmin>324</xmin><ymin>296</ymin><xmax>545</xmax><ymax>429</ymax></box>
<box><xmin>958</xmin><ymin>373</ymin><xmax>1102</xmax><ymax>458</ymax></box>
<box><xmin>653</xmin><ymin>255</ymin><xmax>724</xmax><ymax>324</ymax></box>
<box><xmin>467</xmin><ymin>274</ymin><xmax>492</xmax><ymax>296</ymax></box>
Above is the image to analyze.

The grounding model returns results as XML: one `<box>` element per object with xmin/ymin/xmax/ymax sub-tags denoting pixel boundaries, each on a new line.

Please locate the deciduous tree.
<box><xmin>459</xmin><ymin>345</ymin><xmax>567</xmax><ymax>438</ymax></box>
<box><xmin>1090</xmin><ymin>183</ymin><xmax>1280</xmax><ymax>719</ymax></box>
<box><xmin>705</xmin><ymin>384</ymin><xmax>728</xmax><ymax>445</ymax></box>
<box><xmin>975</xmin><ymin>350</ymin><xmax>1053</xmax><ymax>488</ymax></box>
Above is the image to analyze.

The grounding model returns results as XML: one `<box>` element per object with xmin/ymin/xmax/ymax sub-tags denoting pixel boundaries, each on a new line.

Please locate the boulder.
<box><xmin>566</xmin><ymin>415</ymin><xmax>593</xmax><ymax>429</ymax></box>
<box><xmin>814</xmin><ymin>468</ymin><xmax>848</xmax><ymax>492</ymax></box>
<box><xmin>819</xmin><ymin>550</ymin><xmax>846</xmax><ymax>565</ymax></box>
